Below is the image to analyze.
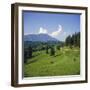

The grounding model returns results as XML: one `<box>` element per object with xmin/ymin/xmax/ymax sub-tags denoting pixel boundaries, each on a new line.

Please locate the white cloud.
<box><xmin>38</xmin><ymin>25</ymin><xmax>63</xmax><ymax>39</ymax></box>
<box><xmin>24</xmin><ymin>32</ymin><xmax>32</xmax><ymax>35</ymax></box>
<box><xmin>50</xmin><ymin>25</ymin><xmax>63</xmax><ymax>37</ymax></box>
<box><xmin>38</xmin><ymin>27</ymin><xmax>48</xmax><ymax>34</ymax></box>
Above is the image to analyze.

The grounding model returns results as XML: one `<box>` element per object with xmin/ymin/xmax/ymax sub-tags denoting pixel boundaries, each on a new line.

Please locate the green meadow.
<box><xmin>24</xmin><ymin>47</ymin><xmax>80</xmax><ymax>77</ymax></box>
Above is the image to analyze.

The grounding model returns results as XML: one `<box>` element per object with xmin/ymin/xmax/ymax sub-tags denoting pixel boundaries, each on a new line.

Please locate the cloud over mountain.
<box><xmin>38</xmin><ymin>27</ymin><xmax>48</xmax><ymax>34</ymax></box>
<box><xmin>50</xmin><ymin>25</ymin><xmax>63</xmax><ymax>37</ymax></box>
<box><xmin>38</xmin><ymin>25</ymin><xmax>63</xmax><ymax>38</ymax></box>
<box><xmin>24</xmin><ymin>25</ymin><xmax>63</xmax><ymax>40</ymax></box>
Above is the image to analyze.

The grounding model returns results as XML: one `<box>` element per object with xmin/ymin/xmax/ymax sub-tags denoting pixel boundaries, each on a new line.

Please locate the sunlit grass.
<box><xmin>24</xmin><ymin>47</ymin><xmax>80</xmax><ymax>77</ymax></box>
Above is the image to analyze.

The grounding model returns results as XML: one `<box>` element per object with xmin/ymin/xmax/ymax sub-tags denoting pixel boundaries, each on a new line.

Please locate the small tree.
<box><xmin>46</xmin><ymin>45</ymin><xmax>49</xmax><ymax>54</ymax></box>
<box><xmin>24</xmin><ymin>47</ymin><xmax>28</xmax><ymax>63</ymax></box>
<box><xmin>50</xmin><ymin>47</ymin><xmax>55</xmax><ymax>56</ymax></box>
<box><xmin>56</xmin><ymin>45</ymin><xmax>60</xmax><ymax>50</ymax></box>
<box><xmin>28</xmin><ymin>46</ymin><xmax>33</xmax><ymax>58</ymax></box>
<box><xmin>65</xmin><ymin>35</ymin><xmax>71</xmax><ymax>46</ymax></box>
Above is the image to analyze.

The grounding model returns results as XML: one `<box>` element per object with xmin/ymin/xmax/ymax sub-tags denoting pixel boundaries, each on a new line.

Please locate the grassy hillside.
<box><xmin>24</xmin><ymin>47</ymin><xmax>80</xmax><ymax>77</ymax></box>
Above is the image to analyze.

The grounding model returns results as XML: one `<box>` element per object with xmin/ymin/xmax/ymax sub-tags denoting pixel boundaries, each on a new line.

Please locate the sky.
<box><xmin>23</xmin><ymin>11</ymin><xmax>80</xmax><ymax>41</ymax></box>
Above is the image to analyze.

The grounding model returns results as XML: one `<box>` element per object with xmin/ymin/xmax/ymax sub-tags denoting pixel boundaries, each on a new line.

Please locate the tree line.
<box><xmin>65</xmin><ymin>32</ymin><xmax>80</xmax><ymax>47</ymax></box>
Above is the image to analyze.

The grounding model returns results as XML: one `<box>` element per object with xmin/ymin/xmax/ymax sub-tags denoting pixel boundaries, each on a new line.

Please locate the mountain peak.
<box><xmin>24</xmin><ymin>33</ymin><xmax>59</xmax><ymax>42</ymax></box>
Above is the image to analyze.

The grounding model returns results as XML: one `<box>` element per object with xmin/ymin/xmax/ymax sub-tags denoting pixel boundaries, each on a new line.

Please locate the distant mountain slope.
<box><xmin>24</xmin><ymin>34</ymin><xmax>59</xmax><ymax>42</ymax></box>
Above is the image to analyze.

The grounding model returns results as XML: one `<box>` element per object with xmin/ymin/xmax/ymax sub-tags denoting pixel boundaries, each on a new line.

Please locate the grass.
<box><xmin>24</xmin><ymin>47</ymin><xmax>80</xmax><ymax>77</ymax></box>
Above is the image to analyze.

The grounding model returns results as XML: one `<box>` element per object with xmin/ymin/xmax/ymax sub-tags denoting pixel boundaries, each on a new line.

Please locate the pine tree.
<box><xmin>24</xmin><ymin>47</ymin><xmax>28</xmax><ymax>63</ymax></box>
<box><xmin>46</xmin><ymin>45</ymin><xmax>49</xmax><ymax>54</ymax></box>
<box><xmin>56</xmin><ymin>45</ymin><xmax>60</xmax><ymax>50</ymax></box>
<box><xmin>50</xmin><ymin>47</ymin><xmax>55</xmax><ymax>56</ymax></box>
<box><xmin>28</xmin><ymin>46</ymin><xmax>33</xmax><ymax>58</ymax></box>
<box><xmin>65</xmin><ymin>35</ymin><xmax>71</xmax><ymax>46</ymax></box>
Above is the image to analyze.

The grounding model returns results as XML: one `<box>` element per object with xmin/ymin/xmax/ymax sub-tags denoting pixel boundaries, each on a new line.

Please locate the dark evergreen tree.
<box><xmin>28</xmin><ymin>46</ymin><xmax>33</xmax><ymax>58</ymax></box>
<box><xmin>24</xmin><ymin>47</ymin><xmax>28</xmax><ymax>63</ymax></box>
<box><xmin>56</xmin><ymin>45</ymin><xmax>60</xmax><ymax>50</ymax></box>
<box><xmin>50</xmin><ymin>47</ymin><xmax>55</xmax><ymax>56</ymax></box>
<box><xmin>65</xmin><ymin>35</ymin><xmax>71</xmax><ymax>46</ymax></box>
<box><xmin>46</xmin><ymin>45</ymin><xmax>49</xmax><ymax>54</ymax></box>
<box><xmin>71</xmin><ymin>34</ymin><xmax>75</xmax><ymax>46</ymax></box>
<box><xmin>77</xmin><ymin>32</ymin><xmax>80</xmax><ymax>47</ymax></box>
